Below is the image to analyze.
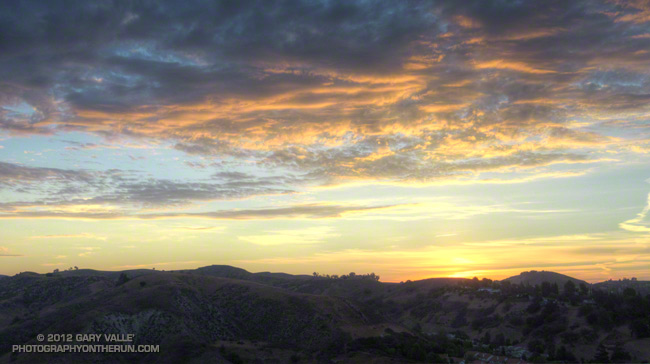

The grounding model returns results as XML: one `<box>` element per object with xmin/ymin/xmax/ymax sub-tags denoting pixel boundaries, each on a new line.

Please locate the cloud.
<box><xmin>0</xmin><ymin>246</ymin><xmax>22</xmax><ymax>257</ymax></box>
<box><xmin>110</xmin><ymin>261</ymin><xmax>203</xmax><ymax>269</ymax></box>
<box><xmin>619</xmin><ymin>192</ymin><xmax>650</xmax><ymax>232</ymax></box>
<box><xmin>435</xmin><ymin>233</ymin><xmax>457</xmax><ymax>238</ymax></box>
<box><xmin>474</xmin><ymin>59</ymin><xmax>557</xmax><ymax>74</ymax></box>
<box><xmin>172</xmin><ymin>225</ymin><xmax>225</xmax><ymax>232</ymax></box>
<box><xmin>239</xmin><ymin>226</ymin><xmax>339</xmax><ymax>246</ymax></box>
<box><xmin>0</xmin><ymin>0</ymin><xmax>649</xmax><ymax>198</ymax></box>
<box><xmin>0</xmin><ymin>161</ymin><xmax>93</xmax><ymax>188</ymax></box>
<box><xmin>0</xmin><ymin>202</ymin><xmax>410</xmax><ymax>221</ymax></box>
<box><xmin>30</xmin><ymin>233</ymin><xmax>107</xmax><ymax>240</ymax></box>
<box><xmin>77</xmin><ymin>246</ymin><xmax>100</xmax><ymax>257</ymax></box>
<box><xmin>0</xmin><ymin>161</ymin><xmax>296</xmax><ymax>211</ymax></box>
<box><xmin>611</xmin><ymin>0</ymin><xmax>650</xmax><ymax>24</ymax></box>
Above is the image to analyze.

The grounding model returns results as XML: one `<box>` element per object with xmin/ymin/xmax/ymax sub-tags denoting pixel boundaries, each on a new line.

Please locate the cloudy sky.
<box><xmin>1</xmin><ymin>0</ymin><xmax>650</xmax><ymax>282</ymax></box>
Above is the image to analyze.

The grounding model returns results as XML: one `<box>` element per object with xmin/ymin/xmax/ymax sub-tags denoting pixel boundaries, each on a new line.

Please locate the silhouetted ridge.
<box><xmin>193</xmin><ymin>265</ymin><xmax>253</xmax><ymax>280</ymax></box>
<box><xmin>2</xmin><ymin>265</ymin><xmax>650</xmax><ymax>362</ymax></box>
<box><xmin>504</xmin><ymin>270</ymin><xmax>588</xmax><ymax>288</ymax></box>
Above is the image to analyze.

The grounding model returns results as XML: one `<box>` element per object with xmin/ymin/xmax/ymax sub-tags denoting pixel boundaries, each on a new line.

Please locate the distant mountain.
<box><xmin>504</xmin><ymin>270</ymin><xmax>588</xmax><ymax>288</ymax></box>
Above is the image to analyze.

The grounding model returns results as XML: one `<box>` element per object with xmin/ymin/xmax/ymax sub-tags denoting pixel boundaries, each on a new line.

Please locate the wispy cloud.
<box><xmin>41</xmin><ymin>262</ymin><xmax>65</xmax><ymax>267</ymax></box>
<box><xmin>239</xmin><ymin>226</ymin><xmax>339</xmax><ymax>246</ymax></box>
<box><xmin>77</xmin><ymin>247</ymin><xmax>100</xmax><ymax>257</ymax></box>
<box><xmin>619</xmin><ymin>192</ymin><xmax>650</xmax><ymax>232</ymax></box>
<box><xmin>30</xmin><ymin>233</ymin><xmax>107</xmax><ymax>241</ymax></box>
<box><xmin>0</xmin><ymin>203</ymin><xmax>410</xmax><ymax>221</ymax></box>
<box><xmin>0</xmin><ymin>246</ymin><xmax>23</xmax><ymax>257</ymax></box>
<box><xmin>172</xmin><ymin>225</ymin><xmax>226</xmax><ymax>232</ymax></box>
<box><xmin>110</xmin><ymin>261</ymin><xmax>203</xmax><ymax>270</ymax></box>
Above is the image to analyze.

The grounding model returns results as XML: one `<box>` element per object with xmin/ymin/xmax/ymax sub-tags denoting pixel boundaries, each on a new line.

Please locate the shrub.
<box><xmin>116</xmin><ymin>273</ymin><xmax>130</xmax><ymax>286</ymax></box>
<box><xmin>528</xmin><ymin>339</ymin><xmax>545</xmax><ymax>354</ymax></box>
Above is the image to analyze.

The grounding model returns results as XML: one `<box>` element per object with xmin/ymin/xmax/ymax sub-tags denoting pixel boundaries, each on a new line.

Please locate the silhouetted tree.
<box><xmin>556</xmin><ymin>345</ymin><xmax>576</xmax><ymax>362</ymax></box>
<box><xmin>611</xmin><ymin>342</ymin><xmax>631</xmax><ymax>363</ymax></box>
<box><xmin>527</xmin><ymin>296</ymin><xmax>542</xmax><ymax>313</ymax></box>
<box><xmin>116</xmin><ymin>273</ymin><xmax>130</xmax><ymax>286</ymax></box>
<box><xmin>593</xmin><ymin>343</ymin><xmax>610</xmax><ymax>363</ymax></box>
<box><xmin>481</xmin><ymin>331</ymin><xmax>491</xmax><ymax>345</ymax></box>
<box><xmin>493</xmin><ymin>332</ymin><xmax>505</xmax><ymax>347</ymax></box>
<box><xmin>528</xmin><ymin>339</ymin><xmax>545</xmax><ymax>354</ymax></box>
<box><xmin>564</xmin><ymin>280</ymin><xmax>576</xmax><ymax>296</ymax></box>
<box><xmin>551</xmin><ymin>282</ymin><xmax>559</xmax><ymax>295</ymax></box>
<box><xmin>408</xmin><ymin>343</ymin><xmax>426</xmax><ymax>361</ymax></box>
<box><xmin>631</xmin><ymin>319</ymin><xmax>650</xmax><ymax>338</ymax></box>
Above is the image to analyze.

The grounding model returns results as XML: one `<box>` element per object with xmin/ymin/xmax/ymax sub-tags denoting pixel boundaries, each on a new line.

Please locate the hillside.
<box><xmin>0</xmin><ymin>272</ymin><xmax>373</xmax><ymax>363</ymax></box>
<box><xmin>504</xmin><ymin>270</ymin><xmax>588</xmax><ymax>289</ymax></box>
<box><xmin>57</xmin><ymin>268</ymin><xmax>158</xmax><ymax>279</ymax></box>
<box><xmin>594</xmin><ymin>278</ymin><xmax>650</xmax><ymax>296</ymax></box>
<box><xmin>1</xmin><ymin>266</ymin><xmax>649</xmax><ymax>363</ymax></box>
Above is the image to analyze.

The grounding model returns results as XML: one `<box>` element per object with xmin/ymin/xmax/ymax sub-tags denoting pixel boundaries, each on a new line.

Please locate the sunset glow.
<box><xmin>2</xmin><ymin>0</ymin><xmax>650</xmax><ymax>283</ymax></box>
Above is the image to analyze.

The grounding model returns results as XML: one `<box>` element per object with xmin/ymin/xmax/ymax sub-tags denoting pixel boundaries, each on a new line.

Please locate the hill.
<box><xmin>192</xmin><ymin>264</ymin><xmax>312</xmax><ymax>286</ymax></box>
<box><xmin>1</xmin><ymin>266</ymin><xmax>649</xmax><ymax>363</ymax></box>
<box><xmin>504</xmin><ymin>270</ymin><xmax>588</xmax><ymax>289</ymax></box>
<box><xmin>0</xmin><ymin>272</ymin><xmax>373</xmax><ymax>363</ymax></box>
<box><xmin>58</xmin><ymin>268</ymin><xmax>158</xmax><ymax>279</ymax></box>
<box><xmin>594</xmin><ymin>278</ymin><xmax>650</xmax><ymax>296</ymax></box>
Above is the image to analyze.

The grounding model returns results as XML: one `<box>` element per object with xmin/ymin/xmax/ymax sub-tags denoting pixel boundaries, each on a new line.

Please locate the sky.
<box><xmin>1</xmin><ymin>0</ymin><xmax>650</xmax><ymax>283</ymax></box>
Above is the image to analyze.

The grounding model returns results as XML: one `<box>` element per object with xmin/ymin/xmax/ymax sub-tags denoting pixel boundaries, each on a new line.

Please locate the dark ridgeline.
<box><xmin>0</xmin><ymin>267</ymin><xmax>649</xmax><ymax>363</ymax></box>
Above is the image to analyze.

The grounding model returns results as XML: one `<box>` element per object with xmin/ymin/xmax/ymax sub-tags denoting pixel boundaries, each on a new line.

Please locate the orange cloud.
<box><xmin>474</xmin><ymin>60</ymin><xmax>557</xmax><ymax>74</ymax></box>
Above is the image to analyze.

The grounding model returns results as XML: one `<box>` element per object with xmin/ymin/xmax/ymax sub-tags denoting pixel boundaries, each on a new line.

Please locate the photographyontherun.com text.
<box><xmin>12</xmin><ymin>333</ymin><xmax>159</xmax><ymax>354</ymax></box>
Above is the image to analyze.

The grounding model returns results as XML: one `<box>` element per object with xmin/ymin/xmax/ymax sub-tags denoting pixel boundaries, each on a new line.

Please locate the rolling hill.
<box><xmin>0</xmin><ymin>271</ymin><xmax>371</xmax><ymax>363</ymax></box>
<box><xmin>504</xmin><ymin>270</ymin><xmax>588</xmax><ymax>289</ymax></box>
<box><xmin>1</xmin><ymin>266</ymin><xmax>649</xmax><ymax>363</ymax></box>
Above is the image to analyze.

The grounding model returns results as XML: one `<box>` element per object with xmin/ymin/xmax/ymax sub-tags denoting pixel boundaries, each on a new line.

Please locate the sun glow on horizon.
<box><xmin>1</xmin><ymin>0</ymin><xmax>650</xmax><ymax>284</ymax></box>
